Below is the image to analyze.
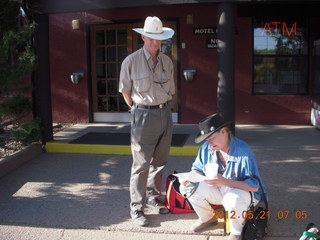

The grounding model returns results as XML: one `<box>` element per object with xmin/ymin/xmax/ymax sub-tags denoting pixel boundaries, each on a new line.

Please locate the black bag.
<box><xmin>242</xmin><ymin>175</ymin><xmax>268</xmax><ymax>240</ymax></box>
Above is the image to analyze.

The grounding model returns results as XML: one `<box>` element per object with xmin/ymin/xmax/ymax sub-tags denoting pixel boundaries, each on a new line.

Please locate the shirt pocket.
<box><xmin>160</xmin><ymin>70</ymin><xmax>172</xmax><ymax>93</ymax></box>
<box><xmin>132</xmin><ymin>73</ymin><xmax>151</xmax><ymax>93</ymax></box>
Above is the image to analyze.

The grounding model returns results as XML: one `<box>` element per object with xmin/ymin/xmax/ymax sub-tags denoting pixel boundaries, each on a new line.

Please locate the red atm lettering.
<box><xmin>262</xmin><ymin>22</ymin><xmax>297</xmax><ymax>36</ymax></box>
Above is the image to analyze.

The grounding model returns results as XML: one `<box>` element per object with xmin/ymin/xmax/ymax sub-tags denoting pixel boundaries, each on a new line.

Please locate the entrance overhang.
<box><xmin>27</xmin><ymin>0</ymin><xmax>320</xmax><ymax>15</ymax></box>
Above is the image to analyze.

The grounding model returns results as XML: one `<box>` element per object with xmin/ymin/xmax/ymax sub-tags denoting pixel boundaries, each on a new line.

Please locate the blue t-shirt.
<box><xmin>192</xmin><ymin>135</ymin><xmax>268</xmax><ymax>201</ymax></box>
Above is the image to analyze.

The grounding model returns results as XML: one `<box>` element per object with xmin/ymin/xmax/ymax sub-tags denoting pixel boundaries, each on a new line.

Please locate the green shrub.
<box><xmin>10</xmin><ymin>119</ymin><xmax>41</xmax><ymax>146</ymax></box>
<box><xmin>0</xmin><ymin>95</ymin><xmax>32</xmax><ymax>122</ymax></box>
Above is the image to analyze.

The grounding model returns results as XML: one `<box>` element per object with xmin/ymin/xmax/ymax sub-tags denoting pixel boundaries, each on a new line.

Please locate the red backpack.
<box><xmin>165</xmin><ymin>173</ymin><xmax>223</xmax><ymax>214</ymax></box>
<box><xmin>165</xmin><ymin>174</ymin><xmax>195</xmax><ymax>214</ymax></box>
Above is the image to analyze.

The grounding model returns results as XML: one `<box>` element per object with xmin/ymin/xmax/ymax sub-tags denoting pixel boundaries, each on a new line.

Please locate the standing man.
<box><xmin>119</xmin><ymin>16</ymin><xmax>175</xmax><ymax>227</ymax></box>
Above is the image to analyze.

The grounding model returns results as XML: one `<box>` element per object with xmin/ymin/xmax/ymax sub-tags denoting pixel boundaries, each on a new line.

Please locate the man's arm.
<box><xmin>205</xmin><ymin>174</ymin><xmax>259</xmax><ymax>192</ymax></box>
<box><xmin>122</xmin><ymin>92</ymin><xmax>133</xmax><ymax>109</ymax></box>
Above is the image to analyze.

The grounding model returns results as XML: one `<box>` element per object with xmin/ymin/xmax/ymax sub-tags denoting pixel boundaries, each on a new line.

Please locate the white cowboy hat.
<box><xmin>133</xmin><ymin>16</ymin><xmax>175</xmax><ymax>40</ymax></box>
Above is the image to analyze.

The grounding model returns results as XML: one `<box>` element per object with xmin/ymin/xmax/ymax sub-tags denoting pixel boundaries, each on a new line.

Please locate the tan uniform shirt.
<box><xmin>119</xmin><ymin>47</ymin><xmax>175</xmax><ymax>106</ymax></box>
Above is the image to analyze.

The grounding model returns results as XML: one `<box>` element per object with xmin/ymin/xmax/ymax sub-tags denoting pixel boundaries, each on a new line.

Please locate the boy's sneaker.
<box><xmin>131</xmin><ymin>210</ymin><xmax>149</xmax><ymax>227</ymax></box>
<box><xmin>191</xmin><ymin>218</ymin><xmax>218</xmax><ymax>232</ymax></box>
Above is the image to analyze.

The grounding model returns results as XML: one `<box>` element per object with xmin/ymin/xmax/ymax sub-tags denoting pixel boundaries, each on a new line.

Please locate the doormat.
<box><xmin>70</xmin><ymin>132</ymin><xmax>189</xmax><ymax>147</ymax></box>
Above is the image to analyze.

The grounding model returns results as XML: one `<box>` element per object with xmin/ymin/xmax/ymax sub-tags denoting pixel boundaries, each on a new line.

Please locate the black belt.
<box><xmin>134</xmin><ymin>101</ymin><xmax>170</xmax><ymax>109</ymax></box>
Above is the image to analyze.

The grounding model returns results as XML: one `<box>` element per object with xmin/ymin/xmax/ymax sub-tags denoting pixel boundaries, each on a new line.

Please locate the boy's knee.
<box><xmin>222</xmin><ymin>189</ymin><xmax>250</xmax><ymax>209</ymax></box>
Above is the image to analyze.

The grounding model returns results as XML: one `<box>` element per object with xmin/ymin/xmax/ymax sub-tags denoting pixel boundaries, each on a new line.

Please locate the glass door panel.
<box><xmin>91</xmin><ymin>24</ymin><xmax>131</xmax><ymax>113</ymax></box>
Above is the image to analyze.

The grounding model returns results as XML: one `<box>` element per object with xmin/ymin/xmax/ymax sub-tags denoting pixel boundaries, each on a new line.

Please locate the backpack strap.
<box><xmin>247</xmin><ymin>175</ymin><xmax>268</xmax><ymax>210</ymax></box>
<box><xmin>248</xmin><ymin>191</ymin><xmax>254</xmax><ymax>210</ymax></box>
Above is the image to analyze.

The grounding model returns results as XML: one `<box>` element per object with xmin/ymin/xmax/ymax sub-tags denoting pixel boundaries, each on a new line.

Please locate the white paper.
<box><xmin>173</xmin><ymin>171</ymin><xmax>207</xmax><ymax>183</ymax></box>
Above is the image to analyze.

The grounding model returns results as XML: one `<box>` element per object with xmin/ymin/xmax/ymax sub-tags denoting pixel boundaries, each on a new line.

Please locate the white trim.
<box><xmin>93</xmin><ymin>112</ymin><xmax>178</xmax><ymax>123</ymax></box>
<box><xmin>311</xmin><ymin>108</ymin><xmax>320</xmax><ymax>129</ymax></box>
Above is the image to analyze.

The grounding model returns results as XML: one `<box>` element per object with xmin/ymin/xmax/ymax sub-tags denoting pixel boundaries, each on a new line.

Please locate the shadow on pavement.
<box><xmin>0</xmin><ymin>125</ymin><xmax>319</xmax><ymax>238</ymax></box>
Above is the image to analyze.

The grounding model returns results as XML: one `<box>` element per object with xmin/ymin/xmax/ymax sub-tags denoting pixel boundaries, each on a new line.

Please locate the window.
<box><xmin>92</xmin><ymin>26</ymin><xmax>130</xmax><ymax>112</ymax></box>
<box><xmin>253</xmin><ymin>18</ymin><xmax>308</xmax><ymax>95</ymax></box>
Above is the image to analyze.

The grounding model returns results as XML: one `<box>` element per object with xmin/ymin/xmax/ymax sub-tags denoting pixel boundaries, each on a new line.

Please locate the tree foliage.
<box><xmin>0</xmin><ymin>0</ymin><xmax>40</xmax><ymax>145</ymax></box>
<box><xmin>0</xmin><ymin>0</ymin><xmax>37</xmax><ymax>126</ymax></box>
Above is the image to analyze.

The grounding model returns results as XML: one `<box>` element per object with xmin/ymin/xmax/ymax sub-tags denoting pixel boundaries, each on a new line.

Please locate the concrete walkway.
<box><xmin>0</xmin><ymin>124</ymin><xmax>319</xmax><ymax>240</ymax></box>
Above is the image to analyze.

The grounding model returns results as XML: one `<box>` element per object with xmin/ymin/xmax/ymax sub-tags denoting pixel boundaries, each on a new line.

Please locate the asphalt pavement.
<box><xmin>0</xmin><ymin>124</ymin><xmax>319</xmax><ymax>240</ymax></box>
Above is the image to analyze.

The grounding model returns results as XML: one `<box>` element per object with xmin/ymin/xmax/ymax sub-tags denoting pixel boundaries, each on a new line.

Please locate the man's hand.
<box><xmin>178</xmin><ymin>169</ymin><xmax>204</xmax><ymax>186</ymax></box>
<box><xmin>204</xmin><ymin>174</ymin><xmax>259</xmax><ymax>192</ymax></box>
<box><xmin>179</xmin><ymin>180</ymin><xmax>190</xmax><ymax>186</ymax></box>
<box><xmin>122</xmin><ymin>93</ymin><xmax>132</xmax><ymax>108</ymax></box>
<box><xmin>204</xmin><ymin>174</ymin><xmax>227</xmax><ymax>187</ymax></box>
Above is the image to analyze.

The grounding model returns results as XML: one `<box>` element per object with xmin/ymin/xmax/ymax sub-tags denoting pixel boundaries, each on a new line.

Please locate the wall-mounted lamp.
<box><xmin>70</xmin><ymin>72</ymin><xmax>84</xmax><ymax>84</ymax></box>
<box><xmin>183</xmin><ymin>69</ymin><xmax>196</xmax><ymax>82</ymax></box>
<box><xmin>72</xmin><ymin>19</ymin><xmax>80</xmax><ymax>30</ymax></box>
<box><xmin>186</xmin><ymin>14</ymin><xmax>194</xmax><ymax>24</ymax></box>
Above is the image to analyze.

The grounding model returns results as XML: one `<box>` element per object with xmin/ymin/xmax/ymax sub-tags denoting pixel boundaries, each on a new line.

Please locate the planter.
<box><xmin>0</xmin><ymin>144</ymin><xmax>42</xmax><ymax>178</ymax></box>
